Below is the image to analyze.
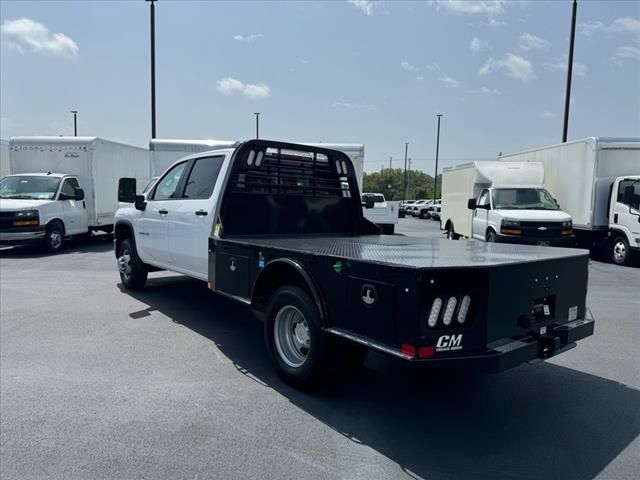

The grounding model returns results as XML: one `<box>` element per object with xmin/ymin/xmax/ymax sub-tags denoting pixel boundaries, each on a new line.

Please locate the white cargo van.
<box><xmin>0</xmin><ymin>136</ymin><xmax>150</xmax><ymax>252</ymax></box>
<box><xmin>441</xmin><ymin>161</ymin><xmax>573</xmax><ymax>246</ymax></box>
<box><xmin>499</xmin><ymin>138</ymin><xmax>640</xmax><ymax>265</ymax></box>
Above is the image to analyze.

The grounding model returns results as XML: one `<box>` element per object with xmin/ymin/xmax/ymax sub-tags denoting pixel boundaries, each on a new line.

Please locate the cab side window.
<box><xmin>151</xmin><ymin>162</ymin><xmax>187</xmax><ymax>201</ymax></box>
<box><xmin>60</xmin><ymin>178</ymin><xmax>80</xmax><ymax>199</ymax></box>
<box><xmin>477</xmin><ymin>189</ymin><xmax>490</xmax><ymax>208</ymax></box>
<box><xmin>183</xmin><ymin>156</ymin><xmax>224</xmax><ymax>199</ymax></box>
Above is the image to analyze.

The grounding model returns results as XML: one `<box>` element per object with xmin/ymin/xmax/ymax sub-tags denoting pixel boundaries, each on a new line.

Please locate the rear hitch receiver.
<box><xmin>538</xmin><ymin>335</ymin><xmax>560</xmax><ymax>358</ymax></box>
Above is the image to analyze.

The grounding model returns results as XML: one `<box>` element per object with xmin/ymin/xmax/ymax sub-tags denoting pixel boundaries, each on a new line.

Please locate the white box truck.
<box><xmin>0</xmin><ymin>136</ymin><xmax>150</xmax><ymax>252</ymax></box>
<box><xmin>0</xmin><ymin>139</ymin><xmax>9</xmax><ymax>179</ymax></box>
<box><xmin>441</xmin><ymin>161</ymin><xmax>574</xmax><ymax>246</ymax></box>
<box><xmin>499</xmin><ymin>138</ymin><xmax>640</xmax><ymax>265</ymax></box>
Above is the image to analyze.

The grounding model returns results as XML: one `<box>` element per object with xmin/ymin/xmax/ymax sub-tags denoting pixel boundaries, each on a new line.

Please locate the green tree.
<box><xmin>363</xmin><ymin>168</ymin><xmax>441</xmax><ymax>201</ymax></box>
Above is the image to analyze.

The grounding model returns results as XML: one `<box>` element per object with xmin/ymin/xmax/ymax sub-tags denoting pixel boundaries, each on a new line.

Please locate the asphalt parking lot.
<box><xmin>1</xmin><ymin>218</ymin><xmax>639</xmax><ymax>480</ymax></box>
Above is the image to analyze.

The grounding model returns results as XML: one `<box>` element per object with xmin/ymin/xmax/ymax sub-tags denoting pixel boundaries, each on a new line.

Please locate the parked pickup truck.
<box><xmin>115</xmin><ymin>140</ymin><xmax>594</xmax><ymax>389</ymax></box>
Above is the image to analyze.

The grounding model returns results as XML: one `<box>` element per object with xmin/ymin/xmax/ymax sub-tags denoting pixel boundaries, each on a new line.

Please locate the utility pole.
<box><xmin>403</xmin><ymin>142</ymin><xmax>409</xmax><ymax>201</ymax></box>
<box><xmin>70</xmin><ymin>110</ymin><xmax>77</xmax><ymax>136</ymax></box>
<box><xmin>147</xmin><ymin>0</ymin><xmax>157</xmax><ymax>139</ymax></box>
<box><xmin>562</xmin><ymin>0</ymin><xmax>577</xmax><ymax>143</ymax></box>
<box><xmin>408</xmin><ymin>158</ymin><xmax>412</xmax><ymax>199</ymax></box>
<box><xmin>254</xmin><ymin>112</ymin><xmax>260</xmax><ymax>139</ymax></box>
<box><xmin>434</xmin><ymin>114</ymin><xmax>443</xmax><ymax>200</ymax></box>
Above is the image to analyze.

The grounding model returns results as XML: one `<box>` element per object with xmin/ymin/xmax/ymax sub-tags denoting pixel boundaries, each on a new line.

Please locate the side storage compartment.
<box><xmin>346</xmin><ymin>277</ymin><xmax>396</xmax><ymax>342</ymax></box>
<box><xmin>215</xmin><ymin>252</ymin><xmax>250</xmax><ymax>298</ymax></box>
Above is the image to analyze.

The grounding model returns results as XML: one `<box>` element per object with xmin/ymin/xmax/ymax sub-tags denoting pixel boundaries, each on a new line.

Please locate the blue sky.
<box><xmin>1</xmin><ymin>0</ymin><xmax>639</xmax><ymax>173</ymax></box>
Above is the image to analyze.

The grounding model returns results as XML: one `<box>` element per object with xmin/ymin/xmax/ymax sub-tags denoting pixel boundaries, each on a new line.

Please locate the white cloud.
<box><xmin>611</xmin><ymin>45</ymin><xmax>640</xmax><ymax>66</ymax></box>
<box><xmin>578</xmin><ymin>17</ymin><xmax>640</xmax><ymax>36</ymax></box>
<box><xmin>348</xmin><ymin>0</ymin><xmax>379</xmax><ymax>16</ymax></box>
<box><xmin>542</xmin><ymin>57</ymin><xmax>588</xmax><ymax>77</ymax></box>
<box><xmin>470</xmin><ymin>37</ymin><xmax>489</xmax><ymax>53</ymax></box>
<box><xmin>433</xmin><ymin>1</ymin><xmax>506</xmax><ymax>16</ymax></box>
<box><xmin>332</xmin><ymin>99</ymin><xmax>373</xmax><ymax>110</ymax></box>
<box><xmin>439</xmin><ymin>76</ymin><xmax>462</xmax><ymax>89</ymax></box>
<box><xmin>518</xmin><ymin>33</ymin><xmax>550</xmax><ymax>51</ymax></box>
<box><xmin>400</xmin><ymin>61</ymin><xmax>417</xmax><ymax>72</ymax></box>
<box><xmin>1</xmin><ymin>18</ymin><xmax>78</xmax><ymax>57</ymax></box>
<box><xmin>216</xmin><ymin>77</ymin><xmax>271</xmax><ymax>99</ymax></box>
<box><xmin>540</xmin><ymin>110</ymin><xmax>556</xmax><ymax>119</ymax></box>
<box><xmin>416</xmin><ymin>76</ymin><xmax>425</xmax><ymax>81</ymax></box>
<box><xmin>480</xmin><ymin>53</ymin><xmax>534</xmax><ymax>83</ymax></box>
<box><xmin>232</xmin><ymin>33</ymin><xmax>264</xmax><ymax>43</ymax></box>
<box><xmin>480</xmin><ymin>86</ymin><xmax>500</xmax><ymax>95</ymax></box>
<box><xmin>426</xmin><ymin>62</ymin><xmax>441</xmax><ymax>72</ymax></box>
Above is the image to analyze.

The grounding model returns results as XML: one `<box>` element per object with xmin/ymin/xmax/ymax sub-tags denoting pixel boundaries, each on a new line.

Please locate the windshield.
<box><xmin>493</xmin><ymin>188</ymin><xmax>559</xmax><ymax>210</ymax></box>
<box><xmin>0</xmin><ymin>176</ymin><xmax>61</xmax><ymax>200</ymax></box>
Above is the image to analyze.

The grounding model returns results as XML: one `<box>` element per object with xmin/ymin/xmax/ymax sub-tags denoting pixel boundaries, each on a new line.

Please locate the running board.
<box><xmin>325</xmin><ymin>327</ymin><xmax>413</xmax><ymax>360</ymax></box>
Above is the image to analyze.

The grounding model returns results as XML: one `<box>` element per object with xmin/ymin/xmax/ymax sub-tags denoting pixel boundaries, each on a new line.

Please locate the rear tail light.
<box><xmin>457</xmin><ymin>295</ymin><xmax>471</xmax><ymax>324</ymax></box>
<box><xmin>426</xmin><ymin>295</ymin><xmax>471</xmax><ymax>327</ymax></box>
<box><xmin>401</xmin><ymin>344</ymin><xmax>416</xmax><ymax>358</ymax></box>
<box><xmin>427</xmin><ymin>298</ymin><xmax>442</xmax><ymax>327</ymax></box>
<box><xmin>418</xmin><ymin>346</ymin><xmax>434</xmax><ymax>358</ymax></box>
<box><xmin>442</xmin><ymin>297</ymin><xmax>457</xmax><ymax>326</ymax></box>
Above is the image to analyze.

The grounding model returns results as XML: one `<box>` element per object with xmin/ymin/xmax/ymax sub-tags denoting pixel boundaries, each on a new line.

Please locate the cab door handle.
<box><xmin>195</xmin><ymin>210</ymin><xmax>208</xmax><ymax>216</ymax></box>
<box><xmin>158</xmin><ymin>209</ymin><xmax>168</xmax><ymax>215</ymax></box>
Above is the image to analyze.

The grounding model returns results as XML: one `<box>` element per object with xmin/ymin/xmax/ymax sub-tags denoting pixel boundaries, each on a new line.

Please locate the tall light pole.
<box><xmin>147</xmin><ymin>0</ymin><xmax>157</xmax><ymax>139</ymax></box>
<box><xmin>70</xmin><ymin>110</ymin><xmax>77</xmax><ymax>136</ymax></box>
<box><xmin>403</xmin><ymin>142</ymin><xmax>409</xmax><ymax>201</ymax></box>
<box><xmin>254</xmin><ymin>112</ymin><xmax>260</xmax><ymax>139</ymax></box>
<box><xmin>562</xmin><ymin>0</ymin><xmax>577</xmax><ymax>143</ymax></box>
<box><xmin>434</xmin><ymin>114</ymin><xmax>443</xmax><ymax>200</ymax></box>
<box><xmin>408</xmin><ymin>158</ymin><xmax>412</xmax><ymax>199</ymax></box>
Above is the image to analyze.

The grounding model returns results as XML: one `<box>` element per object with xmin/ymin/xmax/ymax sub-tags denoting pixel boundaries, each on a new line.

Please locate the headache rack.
<box><xmin>218</xmin><ymin>140</ymin><xmax>370</xmax><ymax>237</ymax></box>
<box><xmin>231</xmin><ymin>146</ymin><xmax>352</xmax><ymax>198</ymax></box>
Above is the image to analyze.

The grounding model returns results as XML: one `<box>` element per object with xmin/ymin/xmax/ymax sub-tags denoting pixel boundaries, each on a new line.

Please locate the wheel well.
<box><xmin>46</xmin><ymin>218</ymin><xmax>65</xmax><ymax>236</ymax></box>
<box><xmin>486</xmin><ymin>227</ymin><xmax>496</xmax><ymax>239</ymax></box>
<box><xmin>251</xmin><ymin>261</ymin><xmax>322</xmax><ymax>318</ymax></box>
<box><xmin>114</xmin><ymin>222</ymin><xmax>134</xmax><ymax>256</ymax></box>
<box><xmin>445</xmin><ymin>220</ymin><xmax>453</xmax><ymax>230</ymax></box>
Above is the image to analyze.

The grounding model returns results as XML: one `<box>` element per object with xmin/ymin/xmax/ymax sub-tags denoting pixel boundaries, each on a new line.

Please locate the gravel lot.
<box><xmin>1</xmin><ymin>218</ymin><xmax>639</xmax><ymax>480</ymax></box>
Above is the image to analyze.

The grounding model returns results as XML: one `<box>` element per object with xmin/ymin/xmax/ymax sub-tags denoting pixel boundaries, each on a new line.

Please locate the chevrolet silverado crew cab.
<box><xmin>114</xmin><ymin>140</ymin><xmax>594</xmax><ymax>389</ymax></box>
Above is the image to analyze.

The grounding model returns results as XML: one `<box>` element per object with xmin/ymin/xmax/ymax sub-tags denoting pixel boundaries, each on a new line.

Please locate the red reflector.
<box><xmin>419</xmin><ymin>346</ymin><xmax>434</xmax><ymax>358</ymax></box>
<box><xmin>401</xmin><ymin>343</ymin><xmax>416</xmax><ymax>358</ymax></box>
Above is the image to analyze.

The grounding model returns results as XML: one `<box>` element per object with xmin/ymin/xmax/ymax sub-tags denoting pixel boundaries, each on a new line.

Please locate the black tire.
<box><xmin>419</xmin><ymin>210</ymin><xmax>429</xmax><ymax>219</ymax></box>
<box><xmin>611</xmin><ymin>235</ymin><xmax>631</xmax><ymax>266</ymax></box>
<box><xmin>486</xmin><ymin>230</ymin><xmax>497</xmax><ymax>243</ymax></box>
<box><xmin>446</xmin><ymin>224</ymin><xmax>459</xmax><ymax>240</ymax></box>
<box><xmin>382</xmin><ymin>224</ymin><xmax>395</xmax><ymax>235</ymax></box>
<box><xmin>43</xmin><ymin>222</ymin><xmax>64</xmax><ymax>253</ymax></box>
<box><xmin>117</xmin><ymin>238</ymin><xmax>148</xmax><ymax>290</ymax></box>
<box><xmin>264</xmin><ymin>286</ymin><xmax>339</xmax><ymax>389</ymax></box>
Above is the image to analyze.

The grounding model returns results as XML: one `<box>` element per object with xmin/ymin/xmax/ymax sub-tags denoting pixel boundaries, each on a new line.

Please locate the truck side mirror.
<box><xmin>134</xmin><ymin>195</ymin><xmax>146</xmax><ymax>211</ymax></box>
<box><xmin>467</xmin><ymin>198</ymin><xmax>477</xmax><ymax>210</ymax></box>
<box><xmin>74</xmin><ymin>187</ymin><xmax>85</xmax><ymax>201</ymax></box>
<box><xmin>362</xmin><ymin>196</ymin><xmax>375</xmax><ymax>209</ymax></box>
<box><xmin>118</xmin><ymin>178</ymin><xmax>137</xmax><ymax>203</ymax></box>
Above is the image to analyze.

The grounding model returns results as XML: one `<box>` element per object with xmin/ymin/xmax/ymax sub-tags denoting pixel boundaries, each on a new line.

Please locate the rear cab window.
<box><xmin>183</xmin><ymin>156</ymin><xmax>225</xmax><ymax>199</ymax></box>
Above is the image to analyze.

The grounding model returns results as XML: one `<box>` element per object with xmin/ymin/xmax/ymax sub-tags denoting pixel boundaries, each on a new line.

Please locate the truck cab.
<box><xmin>114</xmin><ymin>149</ymin><xmax>232</xmax><ymax>280</ymax></box>
<box><xmin>609</xmin><ymin>175</ymin><xmax>640</xmax><ymax>265</ymax></box>
<box><xmin>468</xmin><ymin>186</ymin><xmax>574</xmax><ymax>246</ymax></box>
<box><xmin>0</xmin><ymin>173</ymin><xmax>87</xmax><ymax>251</ymax></box>
<box><xmin>361</xmin><ymin>192</ymin><xmax>398</xmax><ymax>234</ymax></box>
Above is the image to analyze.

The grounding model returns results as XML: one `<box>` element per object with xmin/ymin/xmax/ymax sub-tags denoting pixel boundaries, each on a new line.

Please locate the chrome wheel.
<box><xmin>274</xmin><ymin>305</ymin><xmax>310</xmax><ymax>368</ymax></box>
<box><xmin>612</xmin><ymin>240</ymin><xmax>627</xmax><ymax>264</ymax></box>
<box><xmin>118</xmin><ymin>249</ymin><xmax>132</xmax><ymax>280</ymax></box>
<box><xmin>48</xmin><ymin>230</ymin><xmax>63</xmax><ymax>250</ymax></box>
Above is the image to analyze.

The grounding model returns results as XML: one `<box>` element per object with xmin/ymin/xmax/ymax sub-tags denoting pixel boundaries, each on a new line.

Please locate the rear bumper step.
<box><xmin>326</xmin><ymin>316</ymin><xmax>594</xmax><ymax>373</ymax></box>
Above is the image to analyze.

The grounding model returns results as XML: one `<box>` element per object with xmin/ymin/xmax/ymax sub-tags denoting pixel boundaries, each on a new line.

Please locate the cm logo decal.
<box><xmin>436</xmin><ymin>334</ymin><xmax>463</xmax><ymax>352</ymax></box>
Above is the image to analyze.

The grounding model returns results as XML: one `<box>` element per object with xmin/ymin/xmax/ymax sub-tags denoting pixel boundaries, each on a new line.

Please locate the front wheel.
<box><xmin>611</xmin><ymin>235</ymin><xmax>631</xmax><ymax>266</ymax></box>
<box><xmin>44</xmin><ymin>222</ymin><xmax>64</xmax><ymax>253</ymax></box>
<box><xmin>486</xmin><ymin>230</ymin><xmax>497</xmax><ymax>243</ymax></box>
<box><xmin>117</xmin><ymin>238</ymin><xmax>148</xmax><ymax>289</ymax></box>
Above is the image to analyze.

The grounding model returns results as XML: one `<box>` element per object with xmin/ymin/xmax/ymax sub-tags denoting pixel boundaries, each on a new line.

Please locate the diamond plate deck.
<box><xmin>220</xmin><ymin>235</ymin><xmax>587</xmax><ymax>269</ymax></box>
